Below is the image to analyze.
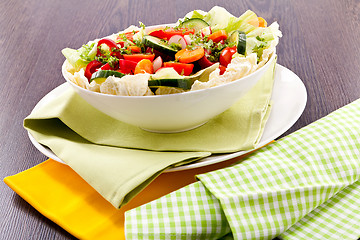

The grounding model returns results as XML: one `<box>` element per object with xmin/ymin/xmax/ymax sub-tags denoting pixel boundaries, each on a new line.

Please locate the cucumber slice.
<box><xmin>148</xmin><ymin>78</ymin><xmax>194</xmax><ymax>90</ymax></box>
<box><xmin>143</xmin><ymin>35</ymin><xmax>178</xmax><ymax>55</ymax></box>
<box><xmin>90</xmin><ymin>70</ymin><xmax>125</xmax><ymax>84</ymax></box>
<box><xmin>229</xmin><ymin>30</ymin><xmax>246</xmax><ymax>55</ymax></box>
<box><xmin>180</xmin><ymin>18</ymin><xmax>209</xmax><ymax>32</ymax></box>
<box><xmin>150</xmin><ymin>63</ymin><xmax>219</xmax><ymax>90</ymax></box>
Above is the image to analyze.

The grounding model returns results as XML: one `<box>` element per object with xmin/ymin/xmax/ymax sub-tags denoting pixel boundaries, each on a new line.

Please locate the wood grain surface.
<box><xmin>1</xmin><ymin>0</ymin><xmax>359</xmax><ymax>239</ymax></box>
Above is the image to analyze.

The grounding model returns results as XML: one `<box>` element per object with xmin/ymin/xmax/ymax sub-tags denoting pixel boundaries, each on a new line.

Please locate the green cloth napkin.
<box><xmin>25</xmin><ymin>65</ymin><xmax>274</xmax><ymax>153</ymax></box>
<box><xmin>125</xmin><ymin>98</ymin><xmax>360</xmax><ymax>239</ymax></box>
<box><xmin>24</xmin><ymin>60</ymin><xmax>275</xmax><ymax>208</ymax></box>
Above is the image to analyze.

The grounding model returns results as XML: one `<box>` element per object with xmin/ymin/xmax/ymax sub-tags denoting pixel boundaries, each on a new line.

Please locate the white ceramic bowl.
<box><xmin>62</xmin><ymin>23</ymin><xmax>276</xmax><ymax>133</ymax></box>
<box><xmin>62</xmin><ymin>52</ymin><xmax>275</xmax><ymax>133</ymax></box>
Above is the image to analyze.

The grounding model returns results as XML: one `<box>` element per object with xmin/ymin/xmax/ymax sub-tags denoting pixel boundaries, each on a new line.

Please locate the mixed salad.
<box><xmin>62</xmin><ymin>6</ymin><xmax>282</xmax><ymax>96</ymax></box>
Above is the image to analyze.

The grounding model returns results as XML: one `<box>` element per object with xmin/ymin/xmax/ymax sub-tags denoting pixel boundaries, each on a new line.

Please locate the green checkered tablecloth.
<box><xmin>125</xmin><ymin>98</ymin><xmax>360</xmax><ymax>240</ymax></box>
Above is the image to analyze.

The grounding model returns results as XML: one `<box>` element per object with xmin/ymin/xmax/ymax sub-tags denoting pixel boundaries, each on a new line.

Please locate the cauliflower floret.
<box><xmin>191</xmin><ymin>53</ymin><xmax>258</xmax><ymax>91</ymax></box>
<box><xmin>100</xmin><ymin>74</ymin><xmax>153</xmax><ymax>96</ymax></box>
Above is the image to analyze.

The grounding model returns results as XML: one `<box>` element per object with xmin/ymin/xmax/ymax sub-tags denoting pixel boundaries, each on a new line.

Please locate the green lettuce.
<box><xmin>191</xmin><ymin>6</ymin><xmax>258</xmax><ymax>34</ymax></box>
<box><xmin>202</xmin><ymin>6</ymin><xmax>235</xmax><ymax>32</ymax></box>
<box><xmin>246</xmin><ymin>22</ymin><xmax>281</xmax><ymax>56</ymax></box>
<box><xmin>224</xmin><ymin>10</ymin><xmax>258</xmax><ymax>34</ymax></box>
<box><xmin>188</xmin><ymin>6</ymin><xmax>281</xmax><ymax>58</ymax></box>
<box><xmin>62</xmin><ymin>41</ymin><xmax>97</xmax><ymax>71</ymax></box>
<box><xmin>191</xmin><ymin>10</ymin><xmax>205</xmax><ymax>19</ymax></box>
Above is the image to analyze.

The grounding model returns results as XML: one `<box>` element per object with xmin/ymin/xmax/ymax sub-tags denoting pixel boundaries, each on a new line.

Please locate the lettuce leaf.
<box><xmin>191</xmin><ymin>10</ymin><xmax>205</xmax><ymax>19</ymax></box>
<box><xmin>246</xmin><ymin>22</ymin><xmax>281</xmax><ymax>56</ymax></box>
<box><xmin>202</xmin><ymin>6</ymin><xmax>235</xmax><ymax>32</ymax></box>
<box><xmin>62</xmin><ymin>41</ymin><xmax>97</xmax><ymax>71</ymax></box>
<box><xmin>224</xmin><ymin>10</ymin><xmax>258</xmax><ymax>34</ymax></box>
<box><xmin>61</xmin><ymin>48</ymin><xmax>88</xmax><ymax>71</ymax></box>
<box><xmin>196</xmin><ymin>6</ymin><xmax>258</xmax><ymax>34</ymax></box>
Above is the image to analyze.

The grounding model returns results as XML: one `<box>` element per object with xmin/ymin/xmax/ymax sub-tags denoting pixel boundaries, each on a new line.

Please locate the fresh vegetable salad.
<box><xmin>62</xmin><ymin>6</ymin><xmax>282</xmax><ymax>96</ymax></box>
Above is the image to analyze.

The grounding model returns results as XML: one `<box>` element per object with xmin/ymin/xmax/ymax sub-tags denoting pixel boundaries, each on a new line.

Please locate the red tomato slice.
<box><xmin>123</xmin><ymin>54</ymin><xmax>155</xmax><ymax>63</ymax></box>
<box><xmin>219</xmin><ymin>46</ymin><xmax>237</xmax><ymax>67</ymax></box>
<box><xmin>148</xmin><ymin>29</ymin><xmax>167</xmax><ymax>39</ymax></box>
<box><xmin>100</xmin><ymin>63</ymin><xmax>115</xmax><ymax>71</ymax></box>
<box><xmin>163</xmin><ymin>62</ymin><xmax>194</xmax><ymax>76</ymax></box>
<box><xmin>149</xmin><ymin>28</ymin><xmax>195</xmax><ymax>40</ymax></box>
<box><xmin>219</xmin><ymin>65</ymin><xmax>227</xmax><ymax>75</ymax></box>
<box><xmin>119</xmin><ymin>59</ymin><xmax>138</xmax><ymax>74</ymax></box>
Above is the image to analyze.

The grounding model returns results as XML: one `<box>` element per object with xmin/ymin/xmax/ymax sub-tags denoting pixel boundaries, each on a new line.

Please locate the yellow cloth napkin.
<box><xmin>4</xmin><ymin>155</ymin><xmax>251</xmax><ymax>240</ymax></box>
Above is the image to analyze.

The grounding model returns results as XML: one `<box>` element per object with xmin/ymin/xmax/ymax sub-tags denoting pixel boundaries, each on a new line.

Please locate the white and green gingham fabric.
<box><xmin>125</xmin><ymin>98</ymin><xmax>360</xmax><ymax>240</ymax></box>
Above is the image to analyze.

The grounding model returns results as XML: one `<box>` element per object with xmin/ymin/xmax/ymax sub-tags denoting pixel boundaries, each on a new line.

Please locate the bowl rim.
<box><xmin>62</xmin><ymin>23</ymin><xmax>276</xmax><ymax>99</ymax></box>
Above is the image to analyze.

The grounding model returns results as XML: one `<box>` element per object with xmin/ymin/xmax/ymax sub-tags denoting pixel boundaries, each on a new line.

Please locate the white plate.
<box><xmin>28</xmin><ymin>64</ymin><xmax>307</xmax><ymax>172</ymax></box>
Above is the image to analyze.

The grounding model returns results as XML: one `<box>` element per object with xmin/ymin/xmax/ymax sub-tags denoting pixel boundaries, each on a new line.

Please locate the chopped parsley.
<box><xmin>133</xmin><ymin>39</ymin><xmax>146</xmax><ymax>52</ymax></box>
<box><xmin>139</xmin><ymin>21</ymin><xmax>146</xmax><ymax>30</ymax></box>
<box><xmin>253</xmin><ymin>43</ymin><xmax>266</xmax><ymax>62</ymax></box>
<box><xmin>169</xmin><ymin>42</ymin><xmax>182</xmax><ymax>51</ymax></box>
<box><xmin>176</xmin><ymin>17</ymin><xmax>190</xmax><ymax>29</ymax></box>
<box><xmin>95</xmin><ymin>53</ymin><xmax>119</xmax><ymax>69</ymax></box>
<box><xmin>79</xmin><ymin>42</ymin><xmax>96</xmax><ymax>62</ymax></box>
<box><xmin>256</xmin><ymin>36</ymin><xmax>265</xmax><ymax>42</ymax></box>
<box><xmin>184</xmin><ymin>32</ymin><xmax>236</xmax><ymax>62</ymax></box>
<box><xmin>117</xmin><ymin>33</ymin><xmax>129</xmax><ymax>42</ymax></box>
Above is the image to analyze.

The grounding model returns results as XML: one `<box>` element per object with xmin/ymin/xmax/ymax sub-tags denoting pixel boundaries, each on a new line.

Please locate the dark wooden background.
<box><xmin>1</xmin><ymin>0</ymin><xmax>359</xmax><ymax>239</ymax></box>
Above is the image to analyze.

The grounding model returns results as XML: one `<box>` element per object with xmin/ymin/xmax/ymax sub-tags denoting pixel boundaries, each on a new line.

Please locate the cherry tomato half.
<box><xmin>123</xmin><ymin>54</ymin><xmax>155</xmax><ymax>63</ymax></box>
<box><xmin>163</xmin><ymin>62</ymin><xmax>194</xmax><ymax>76</ymax></box>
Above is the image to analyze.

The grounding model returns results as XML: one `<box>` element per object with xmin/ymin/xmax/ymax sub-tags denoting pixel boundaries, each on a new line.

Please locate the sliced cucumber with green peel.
<box><xmin>90</xmin><ymin>70</ymin><xmax>125</xmax><ymax>84</ymax></box>
<box><xmin>143</xmin><ymin>35</ymin><xmax>178</xmax><ymax>55</ymax></box>
<box><xmin>179</xmin><ymin>18</ymin><xmax>209</xmax><ymax>32</ymax></box>
<box><xmin>149</xmin><ymin>63</ymin><xmax>219</xmax><ymax>90</ymax></box>
<box><xmin>229</xmin><ymin>30</ymin><xmax>246</xmax><ymax>55</ymax></box>
<box><xmin>148</xmin><ymin>78</ymin><xmax>194</xmax><ymax>90</ymax></box>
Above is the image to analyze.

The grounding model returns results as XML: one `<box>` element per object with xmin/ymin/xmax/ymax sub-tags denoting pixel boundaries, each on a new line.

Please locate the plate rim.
<box><xmin>27</xmin><ymin>64</ymin><xmax>307</xmax><ymax>172</ymax></box>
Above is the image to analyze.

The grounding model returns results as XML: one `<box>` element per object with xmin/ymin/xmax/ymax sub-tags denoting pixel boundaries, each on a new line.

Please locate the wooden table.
<box><xmin>1</xmin><ymin>0</ymin><xmax>359</xmax><ymax>239</ymax></box>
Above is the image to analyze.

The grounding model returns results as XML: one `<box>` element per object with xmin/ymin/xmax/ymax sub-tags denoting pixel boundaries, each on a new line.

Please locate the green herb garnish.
<box><xmin>169</xmin><ymin>42</ymin><xmax>182</xmax><ymax>51</ymax></box>
<box><xmin>79</xmin><ymin>42</ymin><xmax>95</xmax><ymax>62</ymax></box>
<box><xmin>139</xmin><ymin>21</ymin><xmax>146</xmax><ymax>29</ymax></box>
